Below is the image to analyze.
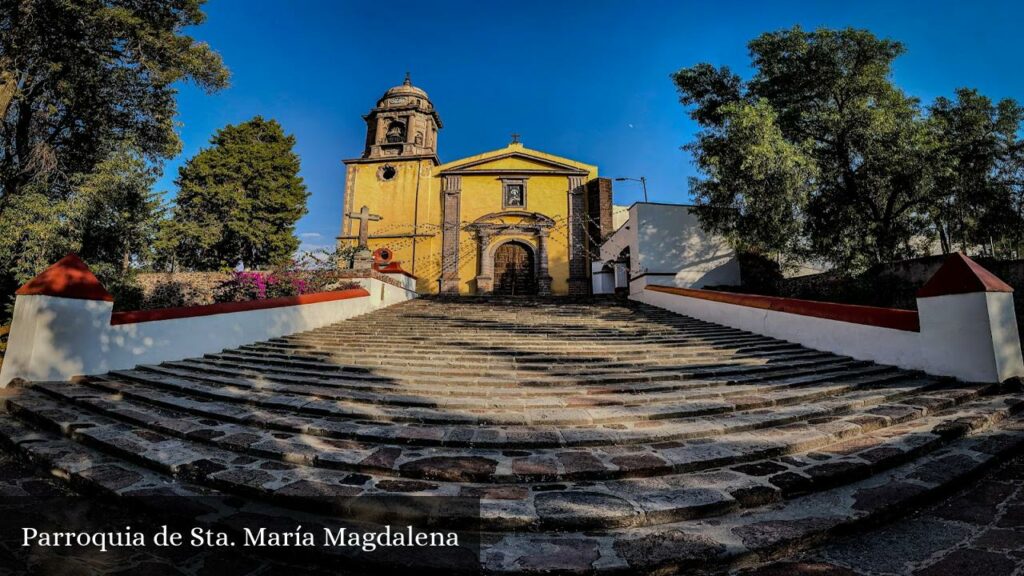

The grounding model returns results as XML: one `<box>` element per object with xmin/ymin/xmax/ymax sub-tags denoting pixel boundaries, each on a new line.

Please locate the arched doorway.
<box><xmin>493</xmin><ymin>241</ymin><xmax>537</xmax><ymax>295</ymax></box>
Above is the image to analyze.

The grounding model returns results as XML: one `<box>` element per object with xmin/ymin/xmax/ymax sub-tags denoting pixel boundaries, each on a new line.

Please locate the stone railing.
<box><xmin>0</xmin><ymin>255</ymin><xmax>419</xmax><ymax>386</ymax></box>
<box><xmin>632</xmin><ymin>253</ymin><xmax>1024</xmax><ymax>384</ymax></box>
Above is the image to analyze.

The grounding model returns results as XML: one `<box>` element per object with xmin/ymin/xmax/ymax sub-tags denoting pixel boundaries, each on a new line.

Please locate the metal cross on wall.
<box><xmin>347</xmin><ymin>205</ymin><xmax>383</xmax><ymax>247</ymax></box>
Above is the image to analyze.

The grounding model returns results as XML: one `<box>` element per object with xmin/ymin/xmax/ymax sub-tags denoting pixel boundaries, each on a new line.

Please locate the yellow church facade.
<box><xmin>339</xmin><ymin>76</ymin><xmax>613</xmax><ymax>295</ymax></box>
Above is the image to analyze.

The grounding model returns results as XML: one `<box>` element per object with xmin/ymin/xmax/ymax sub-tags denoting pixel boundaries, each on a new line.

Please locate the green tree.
<box><xmin>928</xmin><ymin>88</ymin><xmax>1024</xmax><ymax>255</ymax></box>
<box><xmin>686</xmin><ymin>99</ymin><xmax>817</xmax><ymax>267</ymax></box>
<box><xmin>71</xmin><ymin>143</ymin><xmax>165</xmax><ymax>276</ymax></box>
<box><xmin>0</xmin><ymin>0</ymin><xmax>227</xmax><ymax>311</ymax></box>
<box><xmin>0</xmin><ymin>0</ymin><xmax>229</xmax><ymax>208</ymax></box>
<box><xmin>0</xmin><ymin>142</ymin><xmax>165</xmax><ymax>311</ymax></box>
<box><xmin>675</xmin><ymin>26</ymin><xmax>947</xmax><ymax>271</ymax></box>
<box><xmin>162</xmin><ymin>117</ymin><xmax>309</xmax><ymax>270</ymax></box>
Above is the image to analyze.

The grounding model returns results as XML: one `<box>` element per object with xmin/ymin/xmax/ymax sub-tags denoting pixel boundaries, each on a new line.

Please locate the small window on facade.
<box><xmin>504</xmin><ymin>181</ymin><xmax>526</xmax><ymax>208</ymax></box>
<box><xmin>379</xmin><ymin>165</ymin><xmax>397</xmax><ymax>181</ymax></box>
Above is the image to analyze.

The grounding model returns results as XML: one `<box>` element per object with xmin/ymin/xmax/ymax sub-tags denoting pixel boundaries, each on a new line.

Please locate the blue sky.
<box><xmin>162</xmin><ymin>0</ymin><xmax>1024</xmax><ymax>252</ymax></box>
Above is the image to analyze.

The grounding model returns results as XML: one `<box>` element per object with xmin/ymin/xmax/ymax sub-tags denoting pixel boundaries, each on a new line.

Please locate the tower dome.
<box><xmin>361</xmin><ymin>74</ymin><xmax>442</xmax><ymax>160</ymax></box>
<box><xmin>381</xmin><ymin>73</ymin><xmax>430</xmax><ymax>102</ymax></box>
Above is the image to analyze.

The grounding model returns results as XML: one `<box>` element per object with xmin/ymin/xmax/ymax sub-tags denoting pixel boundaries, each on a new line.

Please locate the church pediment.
<box><xmin>438</xmin><ymin>145</ymin><xmax>594</xmax><ymax>176</ymax></box>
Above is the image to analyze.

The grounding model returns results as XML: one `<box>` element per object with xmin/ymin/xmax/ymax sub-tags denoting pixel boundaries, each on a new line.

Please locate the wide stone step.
<box><xmin>201</xmin><ymin>350</ymin><xmax>861</xmax><ymax>388</ymax></box>
<box><xmin>13</xmin><ymin>381</ymin><xmax>997</xmax><ymax>485</ymax></box>
<box><xmin>154</xmin><ymin>358</ymin><xmax>897</xmax><ymax>400</ymax></box>
<box><xmin>5</xmin><ymin>385</ymin><xmax>1023</xmax><ymax>533</ymax></box>
<box><xmin>157</xmin><ymin>356</ymin><xmax>884</xmax><ymax>399</ymax></box>
<box><xmin>195</xmin><ymin>345</ymin><xmax>848</xmax><ymax>380</ymax></box>
<box><xmin>239</xmin><ymin>340</ymin><xmax>808</xmax><ymax>369</ymax></box>
<box><xmin>54</xmin><ymin>369</ymin><xmax>932</xmax><ymax>450</ymax></box>
<box><xmin>236</xmin><ymin>339</ymin><xmax>809</xmax><ymax>371</ymax></box>
<box><xmin>94</xmin><ymin>366</ymin><xmax>941</xmax><ymax>430</ymax></box>
<box><xmin>280</xmin><ymin>330</ymin><xmax>777</xmax><ymax>348</ymax></box>
<box><xmin>128</xmin><ymin>361</ymin><xmax>905</xmax><ymax>411</ymax></box>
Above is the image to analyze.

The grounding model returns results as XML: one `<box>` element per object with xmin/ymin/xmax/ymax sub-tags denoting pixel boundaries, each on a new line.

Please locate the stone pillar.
<box><xmin>440</xmin><ymin>175</ymin><xmax>461</xmax><ymax>294</ymax></box>
<box><xmin>353</xmin><ymin>247</ymin><xmax>373</xmax><ymax>272</ymax></box>
<box><xmin>537</xmin><ymin>229</ymin><xmax>552</xmax><ymax>296</ymax></box>
<box><xmin>475</xmin><ymin>230</ymin><xmax>494</xmax><ymax>293</ymax></box>
<box><xmin>567</xmin><ymin>175</ymin><xmax>591</xmax><ymax>296</ymax></box>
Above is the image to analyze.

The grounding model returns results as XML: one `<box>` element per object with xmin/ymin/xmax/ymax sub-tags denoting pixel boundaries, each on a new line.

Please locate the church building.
<box><xmin>338</xmin><ymin>75</ymin><xmax>614</xmax><ymax>295</ymax></box>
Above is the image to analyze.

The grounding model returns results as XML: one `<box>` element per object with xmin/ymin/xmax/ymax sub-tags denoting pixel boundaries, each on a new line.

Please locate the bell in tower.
<box><xmin>362</xmin><ymin>73</ymin><xmax>442</xmax><ymax>160</ymax></box>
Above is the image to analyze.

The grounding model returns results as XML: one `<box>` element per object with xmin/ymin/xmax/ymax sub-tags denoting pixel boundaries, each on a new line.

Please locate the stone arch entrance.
<box><xmin>465</xmin><ymin>211</ymin><xmax>555</xmax><ymax>295</ymax></box>
<box><xmin>493</xmin><ymin>241</ymin><xmax>536</xmax><ymax>295</ymax></box>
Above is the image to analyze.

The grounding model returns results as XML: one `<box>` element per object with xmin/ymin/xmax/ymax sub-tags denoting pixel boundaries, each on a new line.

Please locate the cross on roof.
<box><xmin>510</xmin><ymin>133</ymin><xmax>521</xmax><ymax>144</ymax></box>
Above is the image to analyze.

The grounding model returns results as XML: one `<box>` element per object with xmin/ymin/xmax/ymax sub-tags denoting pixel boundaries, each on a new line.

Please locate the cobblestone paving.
<box><xmin>745</xmin><ymin>453</ymin><xmax>1024</xmax><ymax>575</ymax></box>
<box><xmin>0</xmin><ymin>297</ymin><xmax>1023</xmax><ymax>574</ymax></box>
<box><xmin>0</xmin><ymin>446</ymin><xmax>347</xmax><ymax>575</ymax></box>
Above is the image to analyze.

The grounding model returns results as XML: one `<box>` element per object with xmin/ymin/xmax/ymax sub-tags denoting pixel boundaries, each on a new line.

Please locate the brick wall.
<box><xmin>585</xmin><ymin>177</ymin><xmax>613</xmax><ymax>252</ymax></box>
<box><xmin>135</xmin><ymin>271</ymin><xmax>235</xmax><ymax>308</ymax></box>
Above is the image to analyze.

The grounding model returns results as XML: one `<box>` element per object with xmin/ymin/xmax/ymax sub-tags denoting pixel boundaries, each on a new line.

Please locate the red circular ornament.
<box><xmin>372</xmin><ymin>247</ymin><xmax>394</xmax><ymax>264</ymax></box>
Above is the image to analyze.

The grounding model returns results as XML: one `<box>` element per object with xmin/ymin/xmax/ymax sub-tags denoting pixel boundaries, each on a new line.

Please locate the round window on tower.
<box><xmin>378</xmin><ymin>165</ymin><xmax>397</xmax><ymax>181</ymax></box>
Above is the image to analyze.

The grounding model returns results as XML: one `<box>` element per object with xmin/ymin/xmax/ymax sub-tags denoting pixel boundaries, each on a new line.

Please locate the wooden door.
<box><xmin>493</xmin><ymin>242</ymin><xmax>536</xmax><ymax>295</ymax></box>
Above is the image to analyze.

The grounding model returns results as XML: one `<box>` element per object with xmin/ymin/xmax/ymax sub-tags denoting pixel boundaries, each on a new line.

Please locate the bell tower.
<box><xmin>340</xmin><ymin>75</ymin><xmax>442</xmax><ymax>285</ymax></box>
<box><xmin>361</xmin><ymin>73</ymin><xmax>442</xmax><ymax>160</ymax></box>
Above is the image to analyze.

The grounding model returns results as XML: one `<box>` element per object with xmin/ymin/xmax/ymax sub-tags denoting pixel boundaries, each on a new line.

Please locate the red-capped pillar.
<box><xmin>1</xmin><ymin>254</ymin><xmax>115</xmax><ymax>386</ymax></box>
<box><xmin>916</xmin><ymin>253</ymin><xmax>1024</xmax><ymax>383</ymax></box>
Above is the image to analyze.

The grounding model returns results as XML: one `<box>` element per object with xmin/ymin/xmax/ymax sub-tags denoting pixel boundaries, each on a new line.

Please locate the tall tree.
<box><xmin>685</xmin><ymin>98</ymin><xmax>817</xmax><ymax>265</ymax></box>
<box><xmin>0</xmin><ymin>141</ymin><xmax>165</xmax><ymax>305</ymax></box>
<box><xmin>0</xmin><ymin>0</ymin><xmax>229</xmax><ymax>209</ymax></box>
<box><xmin>161</xmin><ymin>117</ymin><xmax>309</xmax><ymax>270</ymax></box>
<box><xmin>928</xmin><ymin>88</ymin><xmax>1024</xmax><ymax>255</ymax></box>
<box><xmin>0</xmin><ymin>0</ymin><xmax>227</xmax><ymax>311</ymax></box>
<box><xmin>71</xmin><ymin>142</ymin><xmax>165</xmax><ymax>276</ymax></box>
<box><xmin>675</xmin><ymin>26</ymin><xmax>946</xmax><ymax>271</ymax></box>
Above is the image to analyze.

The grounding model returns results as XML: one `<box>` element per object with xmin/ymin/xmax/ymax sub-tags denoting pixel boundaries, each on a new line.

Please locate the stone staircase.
<box><xmin>2</xmin><ymin>296</ymin><xmax>1023</xmax><ymax>574</ymax></box>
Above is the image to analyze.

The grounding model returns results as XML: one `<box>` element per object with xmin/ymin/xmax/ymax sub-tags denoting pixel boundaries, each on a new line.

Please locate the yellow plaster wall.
<box><xmin>341</xmin><ymin>158</ymin><xmax>442</xmax><ymax>293</ymax></box>
<box><xmin>340</xmin><ymin>143</ymin><xmax>597</xmax><ymax>295</ymax></box>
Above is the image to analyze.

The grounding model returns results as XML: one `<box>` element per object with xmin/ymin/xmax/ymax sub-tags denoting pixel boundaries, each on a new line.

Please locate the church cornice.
<box><xmin>363</xmin><ymin>107</ymin><xmax>443</xmax><ymax>128</ymax></box>
<box><xmin>343</xmin><ymin>154</ymin><xmax>440</xmax><ymax>166</ymax></box>
<box><xmin>438</xmin><ymin>151</ymin><xmax>590</xmax><ymax>176</ymax></box>
<box><xmin>440</xmin><ymin>167</ymin><xmax>588</xmax><ymax>176</ymax></box>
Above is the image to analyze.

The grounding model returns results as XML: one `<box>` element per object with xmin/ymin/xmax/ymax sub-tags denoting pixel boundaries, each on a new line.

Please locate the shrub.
<box><xmin>144</xmin><ymin>280</ymin><xmax>205</xmax><ymax>309</ymax></box>
<box><xmin>212</xmin><ymin>264</ymin><xmax>362</xmax><ymax>304</ymax></box>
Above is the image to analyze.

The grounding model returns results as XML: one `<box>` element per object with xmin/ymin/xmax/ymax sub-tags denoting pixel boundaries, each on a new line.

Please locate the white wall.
<box><xmin>0</xmin><ymin>278</ymin><xmax>417</xmax><ymax>386</ymax></box>
<box><xmin>599</xmin><ymin>220</ymin><xmax>632</xmax><ymax>263</ymax></box>
<box><xmin>591</xmin><ymin>263</ymin><xmax>615</xmax><ymax>294</ymax></box>
<box><xmin>632</xmin><ymin>203</ymin><xmax>741</xmax><ymax>290</ymax></box>
<box><xmin>635</xmin><ymin>286</ymin><xmax>925</xmax><ymax>372</ymax></box>
<box><xmin>633</xmin><ymin>281</ymin><xmax>1024</xmax><ymax>384</ymax></box>
<box><xmin>598</xmin><ymin>203</ymin><xmax>741</xmax><ymax>293</ymax></box>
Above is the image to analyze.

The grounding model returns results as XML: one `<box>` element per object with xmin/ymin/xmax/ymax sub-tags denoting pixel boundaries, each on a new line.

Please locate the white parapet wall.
<box><xmin>635</xmin><ymin>284</ymin><xmax>927</xmax><ymax>372</ymax></box>
<box><xmin>631</xmin><ymin>253</ymin><xmax>1024</xmax><ymax>384</ymax></box>
<box><xmin>0</xmin><ymin>257</ymin><xmax>418</xmax><ymax>386</ymax></box>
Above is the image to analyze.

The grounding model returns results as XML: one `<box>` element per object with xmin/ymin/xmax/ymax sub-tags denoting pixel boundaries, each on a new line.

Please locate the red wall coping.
<box><xmin>16</xmin><ymin>254</ymin><xmax>114</xmax><ymax>302</ymax></box>
<box><xmin>110</xmin><ymin>288</ymin><xmax>370</xmax><ymax>326</ymax></box>
<box><xmin>374</xmin><ymin>262</ymin><xmax>417</xmax><ymax>279</ymax></box>
<box><xmin>645</xmin><ymin>285</ymin><xmax>921</xmax><ymax>332</ymax></box>
<box><xmin>917</xmin><ymin>252</ymin><xmax>1013</xmax><ymax>297</ymax></box>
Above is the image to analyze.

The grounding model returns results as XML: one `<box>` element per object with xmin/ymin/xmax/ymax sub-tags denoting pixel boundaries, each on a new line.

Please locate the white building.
<box><xmin>593</xmin><ymin>202</ymin><xmax>741</xmax><ymax>294</ymax></box>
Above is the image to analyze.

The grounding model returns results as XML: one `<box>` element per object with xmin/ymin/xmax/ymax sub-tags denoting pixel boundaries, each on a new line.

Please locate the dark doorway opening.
<box><xmin>493</xmin><ymin>241</ymin><xmax>537</xmax><ymax>295</ymax></box>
